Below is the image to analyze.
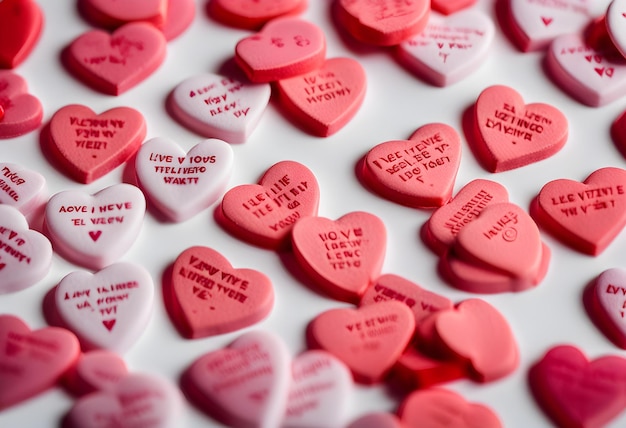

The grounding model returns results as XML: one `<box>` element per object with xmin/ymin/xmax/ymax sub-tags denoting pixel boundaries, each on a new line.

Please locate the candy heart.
<box><xmin>161</xmin><ymin>0</ymin><xmax>195</xmax><ymax>41</ymax></box>
<box><xmin>360</xmin><ymin>274</ymin><xmax>453</xmax><ymax>324</ymax></box>
<box><xmin>335</xmin><ymin>0</ymin><xmax>430</xmax><ymax>46</ymax></box>
<box><xmin>208</xmin><ymin>0</ymin><xmax>308</xmax><ymax>29</ymax></box>
<box><xmin>168</xmin><ymin>246</ymin><xmax>274</xmax><ymax>338</ymax></box>
<box><xmin>0</xmin><ymin>314</ymin><xmax>80</xmax><ymax>410</ymax></box>
<box><xmin>0</xmin><ymin>70</ymin><xmax>43</xmax><ymax>138</ymax></box>
<box><xmin>362</xmin><ymin>123</ymin><xmax>462</xmax><ymax>207</ymax></box>
<box><xmin>169</xmin><ymin>72</ymin><xmax>271</xmax><ymax>144</ymax></box>
<box><xmin>235</xmin><ymin>17</ymin><xmax>326</xmax><ymax>82</ymax></box>
<box><xmin>531</xmin><ymin>167</ymin><xmax>626</xmax><ymax>255</ymax></box>
<box><xmin>399</xmin><ymin>388</ymin><xmax>503</xmax><ymax>427</ymax></box>
<box><xmin>586</xmin><ymin>268</ymin><xmax>626</xmax><ymax>349</ymax></box>
<box><xmin>397</xmin><ymin>10</ymin><xmax>494</xmax><ymax>87</ymax></box>
<box><xmin>0</xmin><ymin>205</ymin><xmax>52</xmax><ymax>294</ymax></box>
<box><xmin>276</xmin><ymin>57</ymin><xmax>366</xmax><ymax>137</ymax></box>
<box><xmin>54</xmin><ymin>262</ymin><xmax>154</xmax><ymax>353</ymax></box>
<box><xmin>135</xmin><ymin>137</ymin><xmax>234</xmax><ymax>222</ymax></box>
<box><xmin>529</xmin><ymin>345</ymin><xmax>626</xmax><ymax>428</ymax></box>
<box><xmin>431</xmin><ymin>298</ymin><xmax>518</xmax><ymax>382</ymax></box>
<box><xmin>44</xmin><ymin>183</ymin><xmax>146</xmax><ymax>269</ymax></box>
<box><xmin>431</xmin><ymin>0</ymin><xmax>477</xmax><ymax>15</ymax></box>
<box><xmin>63</xmin><ymin>350</ymin><xmax>129</xmax><ymax>395</ymax></box>
<box><xmin>347</xmin><ymin>413</ymin><xmax>403</xmax><ymax>428</ymax></box>
<box><xmin>307</xmin><ymin>301</ymin><xmax>416</xmax><ymax>384</ymax></box>
<box><xmin>282</xmin><ymin>350</ymin><xmax>352</xmax><ymax>428</ymax></box>
<box><xmin>391</xmin><ymin>346</ymin><xmax>467</xmax><ymax>390</ymax></box>
<box><xmin>183</xmin><ymin>330</ymin><xmax>291</xmax><ymax>428</ymax></box>
<box><xmin>0</xmin><ymin>0</ymin><xmax>43</xmax><ymax>68</ymax></box>
<box><xmin>64</xmin><ymin>22</ymin><xmax>166</xmax><ymax>95</ymax></box>
<box><xmin>219</xmin><ymin>160</ymin><xmax>320</xmax><ymax>249</ymax></box>
<box><xmin>78</xmin><ymin>0</ymin><xmax>168</xmax><ymax>28</ymax></box>
<box><xmin>472</xmin><ymin>84</ymin><xmax>568</xmax><ymax>172</ymax></box>
<box><xmin>65</xmin><ymin>373</ymin><xmax>182</xmax><ymax>428</ymax></box>
<box><xmin>47</xmin><ymin>104</ymin><xmax>146</xmax><ymax>183</ymax></box>
<box><xmin>291</xmin><ymin>211</ymin><xmax>387</xmax><ymax>303</ymax></box>
<box><xmin>0</xmin><ymin>162</ymin><xmax>47</xmax><ymax>219</ymax></box>
<box><xmin>605</xmin><ymin>0</ymin><xmax>626</xmax><ymax>59</ymax></box>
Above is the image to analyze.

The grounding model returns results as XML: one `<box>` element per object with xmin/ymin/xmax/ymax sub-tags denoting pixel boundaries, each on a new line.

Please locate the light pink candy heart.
<box><xmin>588</xmin><ymin>268</ymin><xmax>626</xmax><ymax>349</ymax></box>
<box><xmin>44</xmin><ymin>183</ymin><xmax>145</xmax><ymax>270</ymax></box>
<box><xmin>64</xmin><ymin>350</ymin><xmax>129</xmax><ymax>395</ymax></box>
<box><xmin>0</xmin><ymin>162</ymin><xmax>47</xmax><ymax>218</ymax></box>
<box><xmin>607</xmin><ymin>0</ymin><xmax>626</xmax><ymax>59</ymax></box>
<box><xmin>135</xmin><ymin>137</ymin><xmax>234</xmax><ymax>222</ymax></box>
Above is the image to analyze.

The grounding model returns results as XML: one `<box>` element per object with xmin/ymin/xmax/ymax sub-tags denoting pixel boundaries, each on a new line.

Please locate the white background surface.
<box><xmin>2</xmin><ymin>0</ymin><xmax>626</xmax><ymax>426</ymax></box>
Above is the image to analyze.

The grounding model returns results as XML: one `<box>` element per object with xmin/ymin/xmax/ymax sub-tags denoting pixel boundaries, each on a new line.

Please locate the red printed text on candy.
<box><xmin>69</xmin><ymin>116</ymin><xmax>126</xmax><ymax>152</ymax></box>
<box><xmin>548</xmin><ymin>185</ymin><xmax>625</xmax><ymax>217</ymax></box>
<box><xmin>0</xmin><ymin>227</ymin><xmax>29</xmax><ymax>266</ymax></box>
<box><xmin>147</xmin><ymin>152</ymin><xmax>216</xmax><ymax>185</ymax></box>
<box><xmin>204</xmin><ymin>342</ymin><xmax>272</xmax><ymax>393</ymax></box>
<box><xmin>177</xmin><ymin>254</ymin><xmax>249</xmax><ymax>304</ymax></box>
<box><xmin>484</xmin><ymin>103</ymin><xmax>552</xmax><ymax>144</ymax></box>
<box><xmin>318</xmin><ymin>228</ymin><xmax>364</xmax><ymax>270</ymax></box>
<box><xmin>444</xmin><ymin>189</ymin><xmax>494</xmax><ymax>235</ymax></box>
<box><xmin>302</xmin><ymin>71</ymin><xmax>352</xmax><ymax>104</ymax></box>
<box><xmin>344</xmin><ymin>311</ymin><xmax>401</xmax><ymax>346</ymax></box>
<box><xmin>0</xmin><ymin>166</ymin><xmax>26</xmax><ymax>202</ymax></box>
<box><xmin>187</xmin><ymin>78</ymin><xmax>252</xmax><ymax>119</ymax></box>
<box><xmin>82</xmin><ymin>36</ymin><xmax>145</xmax><ymax>67</ymax></box>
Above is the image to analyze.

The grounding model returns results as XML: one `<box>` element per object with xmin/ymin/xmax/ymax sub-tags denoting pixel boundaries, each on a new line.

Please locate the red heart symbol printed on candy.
<box><xmin>63</xmin><ymin>350</ymin><xmax>129</xmax><ymax>396</ymax></box>
<box><xmin>169</xmin><ymin>246</ymin><xmax>274</xmax><ymax>338</ymax></box>
<box><xmin>0</xmin><ymin>314</ymin><xmax>80</xmax><ymax>411</ymax></box>
<box><xmin>209</xmin><ymin>0</ymin><xmax>307</xmax><ymax>29</ymax></box>
<box><xmin>587</xmin><ymin>268</ymin><xmax>626</xmax><ymax>349</ymax></box>
<box><xmin>0</xmin><ymin>0</ymin><xmax>43</xmax><ymax>68</ymax></box>
<box><xmin>473</xmin><ymin>85</ymin><xmax>568</xmax><ymax>172</ymax></box>
<box><xmin>362</xmin><ymin>123</ymin><xmax>462</xmax><ymax>208</ymax></box>
<box><xmin>79</xmin><ymin>0</ymin><xmax>167</xmax><ymax>28</ymax></box>
<box><xmin>0</xmin><ymin>70</ymin><xmax>43</xmax><ymax>139</ymax></box>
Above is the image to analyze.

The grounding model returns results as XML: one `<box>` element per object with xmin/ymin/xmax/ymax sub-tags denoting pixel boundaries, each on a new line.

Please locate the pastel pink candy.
<box><xmin>0</xmin><ymin>70</ymin><xmax>43</xmax><ymax>138</ymax></box>
<box><xmin>397</xmin><ymin>10</ymin><xmax>494</xmax><ymax>86</ymax></box>
<box><xmin>66</xmin><ymin>373</ymin><xmax>182</xmax><ymax>428</ymax></box>
<box><xmin>0</xmin><ymin>162</ymin><xmax>47</xmax><ymax>219</ymax></box>
<box><xmin>54</xmin><ymin>262</ymin><xmax>154</xmax><ymax>353</ymax></box>
<box><xmin>169</xmin><ymin>73</ymin><xmax>271</xmax><ymax>144</ymax></box>
<box><xmin>44</xmin><ymin>183</ymin><xmax>146</xmax><ymax>270</ymax></box>
<box><xmin>347</xmin><ymin>413</ymin><xmax>404</xmax><ymax>428</ymax></box>
<box><xmin>63</xmin><ymin>350</ymin><xmax>129</xmax><ymax>395</ymax></box>
<box><xmin>0</xmin><ymin>205</ymin><xmax>52</xmax><ymax>294</ymax></box>
<box><xmin>586</xmin><ymin>268</ymin><xmax>626</xmax><ymax>349</ymax></box>
<box><xmin>135</xmin><ymin>137</ymin><xmax>234</xmax><ymax>222</ymax></box>
<box><xmin>606</xmin><ymin>0</ymin><xmax>626</xmax><ymax>59</ymax></box>
<box><xmin>79</xmin><ymin>0</ymin><xmax>168</xmax><ymax>28</ymax></box>
<box><xmin>0</xmin><ymin>314</ymin><xmax>80</xmax><ymax>410</ymax></box>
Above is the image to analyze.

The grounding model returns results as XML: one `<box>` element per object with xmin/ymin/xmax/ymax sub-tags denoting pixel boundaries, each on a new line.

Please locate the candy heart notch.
<box><xmin>135</xmin><ymin>137</ymin><xmax>234</xmax><ymax>222</ymax></box>
<box><xmin>586</xmin><ymin>268</ymin><xmax>626</xmax><ymax>349</ymax></box>
<box><xmin>44</xmin><ymin>184</ymin><xmax>146</xmax><ymax>270</ymax></box>
<box><xmin>0</xmin><ymin>0</ymin><xmax>43</xmax><ymax>69</ymax></box>
<box><xmin>63</xmin><ymin>350</ymin><xmax>129</xmax><ymax>396</ymax></box>
<box><xmin>0</xmin><ymin>162</ymin><xmax>47</xmax><ymax>219</ymax></box>
<box><xmin>47</xmin><ymin>104</ymin><xmax>146</xmax><ymax>184</ymax></box>
<box><xmin>0</xmin><ymin>315</ymin><xmax>80</xmax><ymax>410</ymax></box>
<box><xmin>0</xmin><ymin>70</ymin><xmax>43</xmax><ymax>138</ymax></box>
<box><xmin>169</xmin><ymin>73</ymin><xmax>271</xmax><ymax>144</ymax></box>
<box><xmin>362</xmin><ymin>123</ymin><xmax>462</xmax><ymax>208</ymax></box>
<box><xmin>208</xmin><ymin>0</ymin><xmax>308</xmax><ymax>29</ymax></box>
<box><xmin>276</xmin><ymin>57</ymin><xmax>366</xmax><ymax>137</ymax></box>
<box><xmin>168</xmin><ymin>246</ymin><xmax>274</xmax><ymax>339</ymax></box>
<box><xmin>78</xmin><ymin>0</ymin><xmax>168</xmax><ymax>28</ymax></box>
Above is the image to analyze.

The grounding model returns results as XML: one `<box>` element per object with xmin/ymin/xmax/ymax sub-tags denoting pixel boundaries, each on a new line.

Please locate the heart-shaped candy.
<box><xmin>0</xmin><ymin>0</ymin><xmax>43</xmax><ymax>68</ymax></box>
<box><xmin>183</xmin><ymin>330</ymin><xmax>291</xmax><ymax>428</ymax></box>
<box><xmin>169</xmin><ymin>72</ymin><xmax>271</xmax><ymax>144</ymax></box>
<box><xmin>276</xmin><ymin>57</ymin><xmax>366</xmax><ymax>137</ymax></box>
<box><xmin>472</xmin><ymin>84</ymin><xmax>568</xmax><ymax>172</ymax></box>
<box><xmin>0</xmin><ymin>162</ymin><xmax>46</xmax><ymax>219</ymax></box>
<box><xmin>168</xmin><ymin>246</ymin><xmax>274</xmax><ymax>338</ymax></box>
<box><xmin>63</xmin><ymin>350</ymin><xmax>129</xmax><ymax>396</ymax></box>
<box><xmin>0</xmin><ymin>70</ymin><xmax>43</xmax><ymax>138</ymax></box>
<box><xmin>362</xmin><ymin>123</ymin><xmax>462</xmax><ymax>207</ymax></box>
<box><xmin>44</xmin><ymin>183</ymin><xmax>146</xmax><ymax>269</ymax></box>
<box><xmin>78</xmin><ymin>0</ymin><xmax>168</xmax><ymax>28</ymax></box>
<box><xmin>65</xmin><ymin>22</ymin><xmax>166</xmax><ymax>95</ymax></box>
<box><xmin>531</xmin><ymin>167</ymin><xmax>626</xmax><ymax>255</ymax></box>
<box><xmin>586</xmin><ymin>268</ymin><xmax>626</xmax><ymax>349</ymax></box>
<box><xmin>219</xmin><ymin>160</ymin><xmax>320</xmax><ymax>249</ymax></box>
<box><xmin>0</xmin><ymin>315</ymin><xmax>80</xmax><ymax>410</ymax></box>
<box><xmin>347</xmin><ymin>413</ymin><xmax>403</xmax><ymax>428</ymax></box>
<box><xmin>135</xmin><ymin>137</ymin><xmax>234</xmax><ymax>222</ymax></box>
<box><xmin>291</xmin><ymin>211</ymin><xmax>387</xmax><ymax>303</ymax></box>
<box><xmin>160</xmin><ymin>0</ymin><xmax>195</xmax><ymax>41</ymax></box>
<box><xmin>605</xmin><ymin>0</ymin><xmax>626</xmax><ymax>59</ymax></box>
<box><xmin>307</xmin><ymin>301</ymin><xmax>415</xmax><ymax>384</ymax></box>
<box><xmin>47</xmin><ymin>104</ymin><xmax>146</xmax><ymax>184</ymax></box>
<box><xmin>397</xmin><ymin>10</ymin><xmax>495</xmax><ymax>87</ymax></box>
<box><xmin>392</xmin><ymin>346</ymin><xmax>467</xmax><ymax>390</ymax></box>
<box><xmin>54</xmin><ymin>262</ymin><xmax>154</xmax><ymax>353</ymax></box>
<box><xmin>208</xmin><ymin>0</ymin><xmax>308</xmax><ymax>29</ymax></box>
<box><xmin>0</xmin><ymin>205</ymin><xmax>52</xmax><ymax>294</ymax></box>
<box><xmin>432</xmin><ymin>0</ymin><xmax>477</xmax><ymax>15</ymax></box>
<box><xmin>235</xmin><ymin>17</ymin><xmax>326</xmax><ymax>82</ymax></box>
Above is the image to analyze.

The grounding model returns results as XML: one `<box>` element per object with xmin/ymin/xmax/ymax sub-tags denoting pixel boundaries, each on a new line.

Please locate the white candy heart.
<box><xmin>169</xmin><ymin>73</ymin><xmax>271</xmax><ymax>144</ymax></box>
<box><xmin>135</xmin><ymin>137</ymin><xmax>234</xmax><ymax>222</ymax></box>
<box><xmin>397</xmin><ymin>10</ymin><xmax>494</xmax><ymax>86</ymax></box>
<box><xmin>0</xmin><ymin>162</ymin><xmax>47</xmax><ymax>219</ymax></box>
<box><xmin>606</xmin><ymin>0</ymin><xmax>626</xmax><ymax>59</ymax></box>
<box><xmin>44</xmin><ymin>183</ymin><xmax>145</xmax><ymax>270</ymax></box>
<box><xmin>55</xmin><ymin>262</ymin><xmax>154</xmax><ymax>353</ymax></box>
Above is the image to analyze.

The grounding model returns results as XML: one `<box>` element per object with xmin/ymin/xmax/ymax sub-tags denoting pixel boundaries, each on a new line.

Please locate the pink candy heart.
<box><xmin>586</xmin><ymin>268</ymin><xmax>626</xmax><ymax>349</ymax></box>
<box><xmin>0</xmin><ymin>162</ymin><xmax>47</xmax><ymax>219</ymax></box>
<box><xmin>63</xmin><ymin>350</ymin><xmax>129</xmax><ymax>395</ymax></box>
<box><xmin>0</xmin><ymin>70</ymin><xmax>43</xmax><ymax>138</ymax></box>
<box><xmin>79</xmin><ymin>0</ymin><xmax>168</xmax><ymax>28</ymax></box>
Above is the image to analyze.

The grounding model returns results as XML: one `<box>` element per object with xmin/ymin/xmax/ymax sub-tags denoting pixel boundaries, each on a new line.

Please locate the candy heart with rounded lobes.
<box><xmin>397</xmin><ymin>10</ymin><xmax>495</xmax><ymax>87</ymax></box>
<box><xmin>585</xmin><ymin>268</ymin><xmax>626</xmax><ymax>349</ymax></box>
<box><xmin>529</xmin><ymin>345</ymin><xmax>626</xmax><ymax>428</ymax></box>
<box><xmin>44</xmin><ymin>183</ymin><xmax>146</xmax><ymax>270</ymax></box>
<box><xmin>276</xmin><ymin>57</ymin><xmax>366</xmax><ymax>137</ymax></box>
<box><xmin>182</xmin><ymin>330</ymin><xmax>291</xmax><ymax>428</ymax></box>
<box><xmin>0</xmin><ymin>0</ymin><xmax>43</xmax><ymax>69</ymax></box>
<box><xmin>0</xmin><ymin>205</ymin><xmax>52</xmax><ymax>294</ymax></box>
<box><xmin>54</xmin><ymin>262</ymin><xmax>154</xmax><ymax>353</ymax></box>
<box><xmin>606</xmin><ymin>0</ymin><xmax>626</xmax><ymax>59</ymax></box>
<box><xmin>0</xmin><ymin>70</ymin><xmax>43</xmax><ymax>139</ymax></box>
<box><xmin>135</xmin><ymin>137</ymin><xmax>234</xmax><ymax>222</ymax></box>
<box><xmin>63</xmin><ymin>350</ymin><xmax>129</xmax><ymax>396</ymax></box>
<box><xmin>235</xmin><ymin>17</ymin><xmax>326</xmax><ymax>83</ymax></box>
<box><xmin>531</xmin><ymin>167</ymin><xmax>626</xmax><ymax>255</ymax></box>
<box><xmin>169</xmin><ymin>246</ymin><xmax>274</xmax><ymax>339</ymax></box>
<box><xmin>335</xmin><ymin>0</ymin><xmax>430</xmax><ymax>46</ymax></box>
<box><xmin>432</xmin><ymin>0</ymin><xmax>477</xmax><ymax>15</ymax></box>
<box><xmin>219</xmin><ymin>160</ymin><xmax>320</xmax><ymax>250</ymax></box>
<box><xmin>169</xmin><ymin>72</ymin><xmax>271</xmax><ymax>144</ymax></box>
<box><xmin>399</xmin><ymin>388</ymin><xmax>503</xmax><ymax>428</ymax></box>
<box><xmin>78</xmin><ymin>0</ymin><xmax>168</xmax><ymax>29</ymax></box>
<box><xmin>208</xmin><ymin>0</ymin><xmax>308</xmax><ymax>30</ymax></box>
<box><xmin>306</xmin><ymin>300</ymin><xmax>416</xmax><ymax>384</ymax></box>
<box><xmin>0</xmin><ymin>314</ymin><xmax>80</xmax><ymax>410</ymax></box>
<box><xmin>291</xmin><ymin>211</ymin><xmax>386</xmax><ymax>303</ymax></box>
<box><xmin>0</xmin><ymin>162</ymin><xmax>47</xmax><ymax>220</ymax></box>
<box><xmin>347</xmin><ymin>412</ymin><xmax>404</xmax><ymax>428</ymax></box>
<box><xmin>65</xmin><ymin>373</ymin><xmax>182</xmax><ymax>428</ymax></box>
<box><xmin>64</xmin><ymin>22</ymin><xmax>166</xmax><ymax>96</ymax></box>
<box><xmin>362</xmin><ymin>123</ymin><xmax>461</xmax><ymax>208</ymax></box>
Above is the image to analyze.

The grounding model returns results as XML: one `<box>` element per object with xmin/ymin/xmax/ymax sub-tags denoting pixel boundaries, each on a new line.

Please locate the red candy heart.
<box><xmin>209</xmin><ymin>0</ymin><xmax>307</xmax><ymax>30</ymax></box>
<box><xmin>0</xmin><ymin>70</ymin><xmax>43</xmax><ymax>138</ymax></box>
<box><xmin>0</xmin><ymin>0</ymin><xmax>43</xmax><ymax>69</ymax></box>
